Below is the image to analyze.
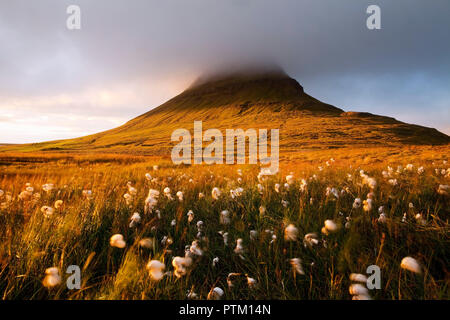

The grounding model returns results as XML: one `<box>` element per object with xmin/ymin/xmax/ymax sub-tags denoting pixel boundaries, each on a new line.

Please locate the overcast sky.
<box><xmin>1</xmin><ymin>0</ymin><xmax>449</xmax><ymax>143</ymax></box>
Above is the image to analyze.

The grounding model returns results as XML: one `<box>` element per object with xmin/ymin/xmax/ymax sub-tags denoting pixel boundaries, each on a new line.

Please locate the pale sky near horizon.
<box><xmin>0</xmin><ymin>0</ymin><xmax>449</xmax><ymax>143</ymax></box>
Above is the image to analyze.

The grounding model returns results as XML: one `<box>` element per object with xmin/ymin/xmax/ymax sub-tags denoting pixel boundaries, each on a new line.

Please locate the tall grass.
<box><xmin>0</xmin><ymin>153</ymin><xmax>448</xmax><ymax>300</ymax></box>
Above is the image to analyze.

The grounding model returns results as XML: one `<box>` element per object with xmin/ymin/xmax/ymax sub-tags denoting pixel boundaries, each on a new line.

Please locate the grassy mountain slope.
<box><xmin>1</xmin><ymin>70</ymin><xmax>449</xmax><ymax>155</ymax></box>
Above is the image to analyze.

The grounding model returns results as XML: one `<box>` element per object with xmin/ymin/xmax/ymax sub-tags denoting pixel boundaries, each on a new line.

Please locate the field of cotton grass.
<box><xmin>0</xmin><ymin>150</ymin><xmax>449</xmax><ymax>300</ymax></box>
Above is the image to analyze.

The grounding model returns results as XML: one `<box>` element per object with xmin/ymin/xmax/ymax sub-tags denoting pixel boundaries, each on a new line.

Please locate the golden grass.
<box><xmin>0</xmin><ymin>146</ymin><xmax>448</xmax><ymax>300</ymax></box>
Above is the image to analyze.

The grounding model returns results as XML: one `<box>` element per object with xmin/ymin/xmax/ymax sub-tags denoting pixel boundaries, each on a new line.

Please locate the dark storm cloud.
<box><xmin>0</xmin><ymin>0</ymin><xmax>449</xmax><ymax>142</ymax></box>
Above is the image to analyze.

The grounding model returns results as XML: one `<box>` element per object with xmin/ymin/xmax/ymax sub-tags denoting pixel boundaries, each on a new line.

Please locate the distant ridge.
<box><xmin>1</xmin><ymin>69</ymin><xmax>449</xmax><ymax>154</ymax></box>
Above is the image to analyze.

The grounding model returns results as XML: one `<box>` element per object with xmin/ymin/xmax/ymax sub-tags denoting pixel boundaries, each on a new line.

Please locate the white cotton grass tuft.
<box><xmin>378</xmin><ymin>213</ymin><xmax>387</xmax><ymax>223</ymax></box>
<box><xmin>345</xmin><ymin>216</ymin><xmax>351</xmax><ymax>229</ymax></box>
<box><xmin>42</xmin><ymin>183</ymin><xmax>55</xmax><ymax>193</ymax></box>
<box><xmin>322</xmin><ymin>219</ymin><xmax>338</xmax><ymax>235</ymax></box>
<box><xmin>54</xmin><ymin>200</ymin><xmax>63</xmax><ymax>209</ymax></box>
<box><xmin>227</xmin><ymin>272</ymin><xmax>241</xmax><ymax>288</ymax></box>
<box><xmin>196</xmin><ymin>221</ymin><xmax>204</xmax><ymax>233</ymax></box>
<box><xmin>189</xmin><ymin>240</ymin><xmax>203</xmax><ymax>256</ymax></box>
<box><xmin>284</xmin><ymin>224</ymin><xmax>298</xmax><ymax>241</ymax></box>
<box><xmin>349</xmin><ymin>273</ymin><xmax>368</xmax><ymax>283</ymax></box>
<box><xmin>365</xmin><ymin>171</ymin><xmax>376</xmax><ymax>182</ymax></box>
<box><xmin>290</xmin><ymin>258</ymin><xmax>305</xmax><ymax>275</ymax></box>
<box><xmin>326</xmin><ymin>187</ymin><xmax>339</xmax><ymax>199</ymax></box>
<box><xmin>42</xmin><ymin>267</ymin><xmax>61</xmax><ymax>288</ymax></box>
<box><xmin>146</xmin><ymin>260</ymin><xmax>165</xmax><ymax>281</ymax></box>
<box><xmin>303</xmin><ymin>233</ymin><xmax>319</xmax><ymax>248</ymax></box>
<box><xmin>211</xmin><ymin>187</ymin><xmax>221</xmax><ymax>200</ymax></box>
<box><xmin>148</xmin><ymin>189</ymin><xmax>160</xmax><ymax>198</ymax></box>
<box><xmin>161</xmin><ymin>236</ymin><xmax>173</xmax><ymax>246</ymax></box>
<box><xmin>388</xmin><ymin>178</ymin><xmax>398</xmax><ymax>186</ymax></box>
<box><xmin>363</xmin><ymin>198</ymin><xmax>373</xmax><ymax>212</ymax></box>
<box><xmin>41</xmin><ymin>206</ymin><xmax>55</xmax><ymax>218</ymax></box>
<box><xmin>207</xmin><ymin>287</ymin><xmax>224</xmax><ymax>300</ymax></box>
<box><xmin>172</xmin><ymin>256</ymin><xmax>193</xmax><ymax>278</ymax></box>
<box><xmin>300</xmin><ymin>179</ymin><xmax>308</xmax><ymax>192</ymax></box>
<box><xmin>259</xmin><ymin>206</ymin><xmax>266</xmax><ymax>215</ymax></box>
<box><xmin>163</xmin><ymin>187</ymin><xmax>173</xmax><ymax>200</ymax></box>
<box><xmin>110</xmin><ymin>234</ymin><xmax>126</xmax><ymax>248</ymax></box>
<box><xmin>220</xmin><ymin>210</ymin><xmax>231</xmax><ymax>225</ymax></box>
<box><xmin>212</xmin><ymin>257</ymin><xmax>219</xmax><ymax>267</ymax></box>
<box><xmin>127</xmin><ymin>182</ymin><xmax>137</xmax><ymax>196</ymax></box>
<box><xmin>400</xmin><ymin>256</ymin><xmax>422</xmax><ymax>274</ymax></box>
<box><xmin>324</xmin><ymin>220</ymin><xmax>338</xmax><ymax>231</ymax></box>
<box><xmin>360</xmin><ymin>171</ymin><xmax>377</xmax><ymax>189</ymax></box>
<box><xmin>186</xmin><ymin>289</ymin><xmax>198</xmax><ymax>299</ymax></box>
<box><xmin>349</xmin><ymin>283</ymin><xmax>369</xmax><ymax>296</ymax></box>
<box><xmin>402</xmin><ymin>213</ymin><xmax>407</xmax><ymax>223</ymax></box>
<box><xmin>349</xmin><ymin>284</ymin><xmax>371</xmax><ymax>300</ymax></box>
<box><xmin>145</xmin><ymin>189</ymin><xmax>159</xmax><ymax>214</ymax></box>
<box><xmin>415</xmin><ymin>213</ymin><xmax>426</xmax><ymax>226</ymax></box>
<box><xmin>247</xmin><ymin>276</ymin><xmax>257</xmax><ymax>288</ymax></box>
<box><xmin>348</xmin><ymin>272</ymin><xmax>372</xmax><ymax>300</ymax></box>
<box><xmin>19</xmin><ymin>188</ymin><xmax>33</xmax><ymax>201</ymax></box>
<box><xmin>230</xmin><ymin>187</ymin><xmax>244</xmax><ymax>199</ymax></box>
<box><xmin>250</xmin><ymin>230</ymin><xmax>258</xmax><ymax>241</ymax></box>
<box><xmin>274</xmin><ymin>183</ymin><xmax>280</xmax><ymax>193</ymax></box>
<box><xmin>139</xmin><ymin>238</ymin><xmax>153</xmax><ymax>248</ymax></box>
<box><xmin>353</xmin><ymin>198</ymin><xmax>361</xmax><ymax>209</ymax></box>
<box><xmin>270</xmin><ymin>234</ymin><xmax>277</xmax><ymax>244</ymax></box>
<box><xmin>377</xmin><ymin>206</ymin><xmax>386</xmax><ymax>223</ymax></box>
<box><xmin>145</xmin><ymin>173</ymin><xmax>152</xmax><ymax>181</ymax></box>
<box><xmin>234</xmin><ymin>238</ymin><xmax>244</xmax><ymax>255</ymax></box>
<box><xmin>220</xmin><ymin>231</ymin><xmax>229</xmax><ymax>246</ymax></box>
<box><xmin>176</xmin><ymin>191</ymin><xmax>184</xmax><ymax>201</ymax></box>
<box><xmin>129</xmin><ymin>212</ymin><xmax>141</xmax><ymax>228</ymax></box>
<box><xmin>286</xmin><ymin>175</ymin><xmax>295</xmax><ymax>185</ymax></box>
<box><xmin>187</xmin><ymin>209</ymin><xmax>194</xmax><ymax>222</ymax></box>
<box><xmin>123</xmin><ymin>193</ymin><xmax>133</xmax><ymax>205</ymax></box>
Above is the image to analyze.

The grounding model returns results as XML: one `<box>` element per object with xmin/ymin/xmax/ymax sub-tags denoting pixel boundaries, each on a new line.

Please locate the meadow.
<box><xmin>0</xmin><ymin>147</ymin><xmax>448</xmax><ymax>300</ymax></box>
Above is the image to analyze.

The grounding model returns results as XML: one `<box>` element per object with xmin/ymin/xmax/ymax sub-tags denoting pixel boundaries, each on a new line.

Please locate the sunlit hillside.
<box><xmin>1</xmin><ymin>70</ymin><xmax>448</xmax><ymax>155</ymax></box>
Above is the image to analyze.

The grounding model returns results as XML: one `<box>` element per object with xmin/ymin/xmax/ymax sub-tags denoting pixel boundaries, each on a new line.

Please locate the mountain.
<box><xmin>1</xmin><ymin>69</ymin><xmax>449</xmax><ymax>155</ymax></box>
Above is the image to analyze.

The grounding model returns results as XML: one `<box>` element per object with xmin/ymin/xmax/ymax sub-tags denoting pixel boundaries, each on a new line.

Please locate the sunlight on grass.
<box><xmin>0</xmin><ymin>147</ymin><xmax>448</xmax><ymax>300</ymax></box>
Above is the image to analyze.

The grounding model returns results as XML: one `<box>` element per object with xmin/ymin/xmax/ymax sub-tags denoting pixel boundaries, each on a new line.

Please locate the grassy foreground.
<box><xmin>0</xmin><ymin>147</ymin><xmax>448</xmax><ymax>300</ymax></box>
